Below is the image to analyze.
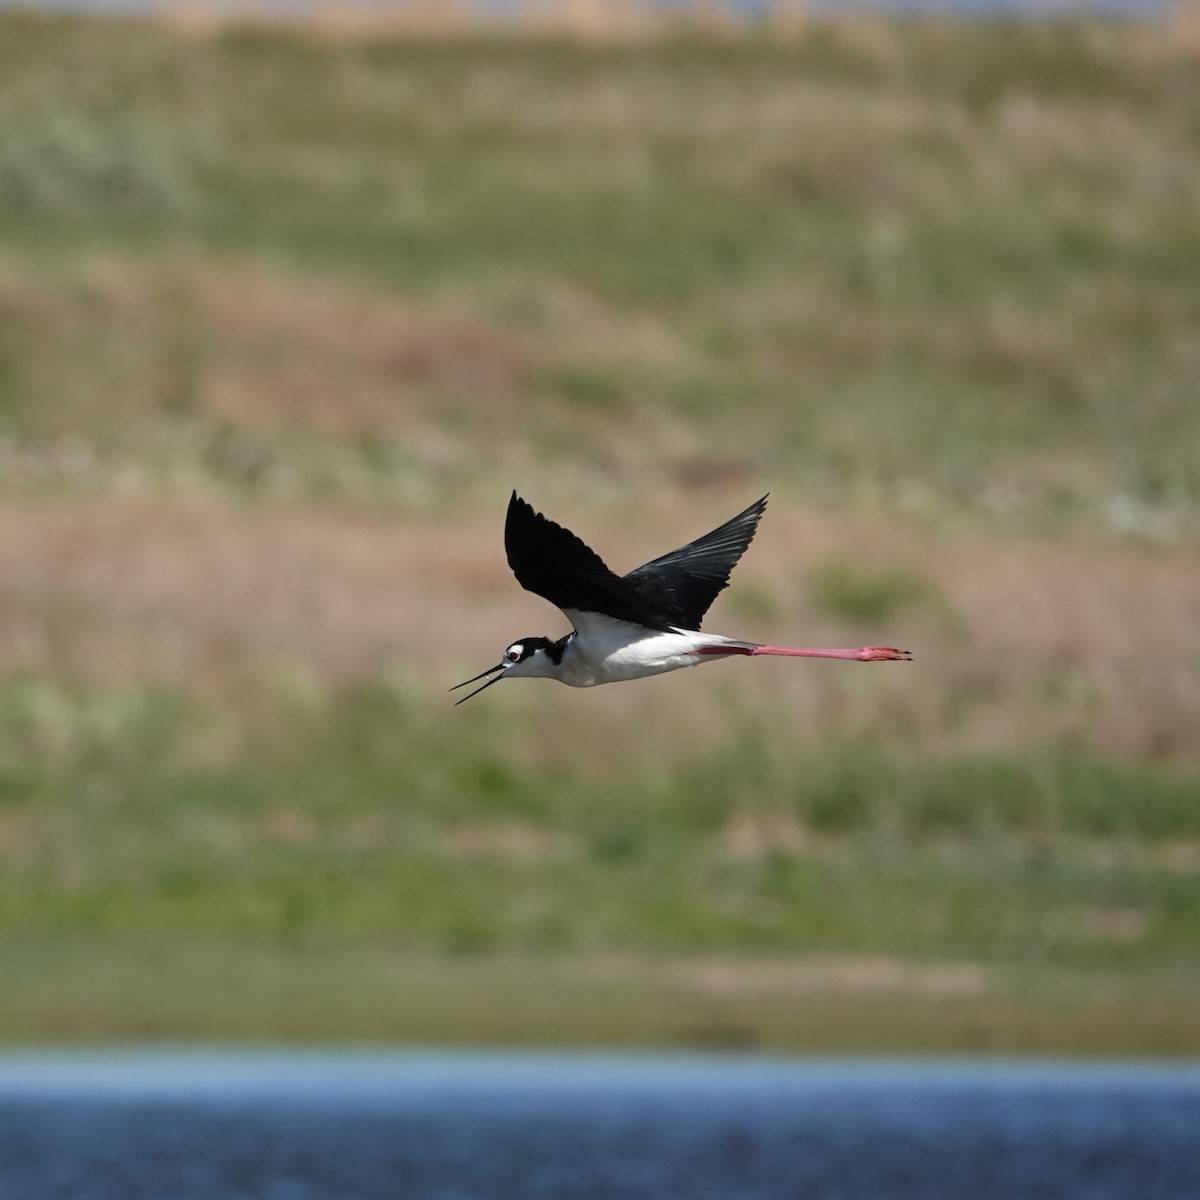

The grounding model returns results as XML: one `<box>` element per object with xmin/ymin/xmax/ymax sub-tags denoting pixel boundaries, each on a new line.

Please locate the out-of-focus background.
<box><xmin>0</xmin><ymin>0</ymin><xmax>1198</xmax><ymax>1055</ymax></box>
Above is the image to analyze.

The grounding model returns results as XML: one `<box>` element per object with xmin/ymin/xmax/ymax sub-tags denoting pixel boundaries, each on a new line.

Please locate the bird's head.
<box><xmin>451</xmin><ymin>636</ymin><xmax>558</xmax><ymax>704</ymax></box>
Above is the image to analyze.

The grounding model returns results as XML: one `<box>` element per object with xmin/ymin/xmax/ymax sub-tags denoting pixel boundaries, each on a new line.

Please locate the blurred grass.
<box><xmin>5</xmin><ymin>937</ymin><xmax>1199</xmax><ymax>1055</ymax></box>
<box><xmin>0</xmin><ymin>13</ymin><xmax>1197</xmax><ymax>531</ymax></box>
<box><xmin>0</xmin><ymin>667</ymin><xmax>1197</xmax><ymax>1050</ymax></box>
<box><xmin>807</xmin><ymin>559</ymin><xmax>952</xmax><ymax>625</ymax></box>
<box><xmin>0</xmin><ymin>670</ymin><xmax>1197</xmax><ymax>961</ymax></box>
<box><xmin>0</xmin><ymin>12</ymin><xmax>1198</xmax><ymax>1050</ymax></box>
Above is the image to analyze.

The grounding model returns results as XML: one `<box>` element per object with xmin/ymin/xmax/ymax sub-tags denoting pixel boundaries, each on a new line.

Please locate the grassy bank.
<box><xmin>1</xmin><ymin>670</ymin><xmax>1197</xmax><ymax>953</ymax></box>
<box><xmin>0</xmin><ymin>13</ymin><xmax>1197</xmax><ymax>1050</ymax></box>
<box><xmin>6</xmin><ymin>938</ymin><xmax>1200</xmax><ymax>1055</ymax></box>
<box><xmin>0</xmin><ymin>669</ymin><xmax>1197</xmax><ymax>1052</ymax></box>
<box><xmin>1</xmin><ymin>14</ymin><xmax>1198</xmax><ymax>535</ymax></box>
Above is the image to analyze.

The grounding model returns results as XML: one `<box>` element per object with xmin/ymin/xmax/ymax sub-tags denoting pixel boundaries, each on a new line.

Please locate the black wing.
<box><xmin>623</xmin><ymin>495</ymin><xmax>768</xmax><ymax>630</ymax></box>
<box><xmin>505</xmin><ymin>492</ymin><xmax>675</xmax><ymax>631</ymax></box>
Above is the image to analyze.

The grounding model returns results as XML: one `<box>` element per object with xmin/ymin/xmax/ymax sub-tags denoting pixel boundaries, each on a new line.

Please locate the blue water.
<box><xmin>1</xmin><ymin>1053</ymin><xmax>1198</xmax><ymax>1199</ymax></box>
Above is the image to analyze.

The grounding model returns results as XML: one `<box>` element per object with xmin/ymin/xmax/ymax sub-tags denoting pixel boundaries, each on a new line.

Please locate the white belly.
<box><xmin>558</xmin><ymin>612</ymin><xmax>727</xmax><ymax>687</ymax></box>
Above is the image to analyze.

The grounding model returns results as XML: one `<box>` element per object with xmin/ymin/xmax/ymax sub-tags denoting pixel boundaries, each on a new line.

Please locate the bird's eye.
<box><xmin>506</xmin><ymin>647</ymin><xmax>521</xmax><ymax>662</ymax></box>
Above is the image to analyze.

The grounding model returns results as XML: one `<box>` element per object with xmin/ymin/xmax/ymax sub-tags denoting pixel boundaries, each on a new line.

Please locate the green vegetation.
<box><xmin>0</xmin><ymin>670</ymin><xmax>1198</xmax><ymax>1049</ymax></box>
<box><xmin>0</xmin><ymin>12</ymin><xmax>1197</xmax><ymax>1051</ymax></box>
<box><xmin>0</xmin><ymin>13</ymin><xmax>1197</xmax><ymax>533</ymax></box>
<box><xmin>6</xmin><ymin>937</ymin><xmax>1199</xmax><ymax>1054</ymax></box>
<box><xmin>808</xmin><ymin>560</ymin><xmax>951</xmax><ymax>625</ymax></box>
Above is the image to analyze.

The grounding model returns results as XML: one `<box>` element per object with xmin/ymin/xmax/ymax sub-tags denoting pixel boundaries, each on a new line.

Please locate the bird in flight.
<box><xmin>452</xmin><ymin>492</ymin><xmax>912</xmax><ymax>704</ymax></box>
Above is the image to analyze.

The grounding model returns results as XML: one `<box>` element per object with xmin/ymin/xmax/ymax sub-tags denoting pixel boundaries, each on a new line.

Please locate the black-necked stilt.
<box><xmin>452</xmin><ymin>492</ymin><xmax>912</xmax><ymax>704</ymax></box>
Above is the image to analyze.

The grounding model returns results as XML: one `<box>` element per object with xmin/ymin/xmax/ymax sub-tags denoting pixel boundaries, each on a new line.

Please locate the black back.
<box><xmin>505</xmin><ymin>493</ymin><xmax>672</xmax><ymax>630</ymax></box>
<box><xmin>504</xmin><ymin>492</ymin><xmax>768</xmax><ymax>632</ymax></box>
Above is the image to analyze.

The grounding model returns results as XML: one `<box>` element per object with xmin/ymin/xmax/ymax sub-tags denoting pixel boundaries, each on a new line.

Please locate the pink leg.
<box><xmin>752</xmin><ymin>645</ymin><xmax>912</xmax><ymax>662</ymax></box>
<box><xmin>698</xmin><ymin>644</ymin><xmax>911</xmax><ymax>662</ymax></box>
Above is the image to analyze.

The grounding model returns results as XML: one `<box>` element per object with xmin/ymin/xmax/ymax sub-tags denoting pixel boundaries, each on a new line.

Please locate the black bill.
<box><xmin>450</xmin><ymin>663</ymin><xmax>506</xmax><ymax>706</ymax></box>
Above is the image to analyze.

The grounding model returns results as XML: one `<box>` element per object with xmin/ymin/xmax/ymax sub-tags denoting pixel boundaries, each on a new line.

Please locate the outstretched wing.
<box><xmin>623</xmin><ymin>495</ymin><xmax>768</xmax><ymax>631</ymax></box>
<box><xmin>505</xmin><ymin>492</ymin><xmax>675</xmax><ymax>631</ymax></box>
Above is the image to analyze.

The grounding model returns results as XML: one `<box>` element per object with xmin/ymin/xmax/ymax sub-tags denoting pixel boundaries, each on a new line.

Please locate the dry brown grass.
<box><xmin>1168</xmin><ymin>0</ymin><xmax>1200</xmax><ymax>61</ymax></box>
<box><xmin>2</xmin><ymin>491</ymin><xmax>1198</xmax><ymax>757</ymax></box>
<box><xmin>126</xmin><ymin>0</ymin><xmax>1186</xmax><ymax>59</ymax></box>
<box><xmin>192</xmin><ymin>267</ymin><xmax>536</xmax><ymax>436</ymax></box>
<box><xmin>2</xmin><ymin>261</ymin><xmax>538</xmax><ymax>438</ymax></box>
<box><xmin>144</xmin><ymin>0</ymin><xmax>810</xmax><ymax>42</ymax></box>
<box><xmin>661</xmin><ymin>954</ymin><xmax>991</xmax><ymax>998</ymax></box>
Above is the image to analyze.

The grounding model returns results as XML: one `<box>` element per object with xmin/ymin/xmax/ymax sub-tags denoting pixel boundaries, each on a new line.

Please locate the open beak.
<box><xmin>450</xmin><ymin>662</ymin><xmax>506</xmax><ymax>706</ymax></box>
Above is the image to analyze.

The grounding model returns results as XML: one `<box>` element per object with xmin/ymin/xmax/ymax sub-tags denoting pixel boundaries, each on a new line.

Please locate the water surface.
<box><xmin>1</xmin><ymin>1052</ymin><xmax>1198</xmax><ymax>1199</ymax></box>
